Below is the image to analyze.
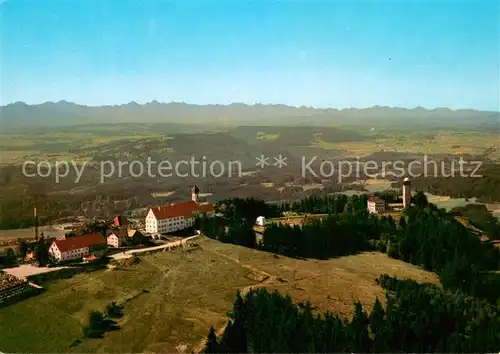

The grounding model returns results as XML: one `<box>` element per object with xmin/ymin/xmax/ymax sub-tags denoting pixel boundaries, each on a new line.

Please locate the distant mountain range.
<box><xmin>1</xmin><ymin>100</ymin><xmax>499</xmax><ymax>129</ymax></box>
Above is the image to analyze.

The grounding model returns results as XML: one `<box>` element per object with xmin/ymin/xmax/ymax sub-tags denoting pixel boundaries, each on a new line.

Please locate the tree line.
<box><xmin>449</xmin><ymin>203</ymin><xmax>500</xmax><ymax>240</ymax></box>
<box><xmin>261</xmin><ymin>211</ymin><xmax>389</xmax><ymax>259</ymax></box>
<box><xmin>215</xmin><ymin>197</ymin><xmax>282</xmax><ymax>221</ymax></box>
<box><xmin>377</xmin><ymin>196</ymin><xmax>500</xmax><ymax>302</ymax></box>
<box><xmin>407</xmin><ymin>163</ymin><xmax>500</xmax><ymax>203</ymax></box>
<box><xmin>204</xmin><ymin>275</ymin><xmax>500</xmax><ymax>353</ymax></box>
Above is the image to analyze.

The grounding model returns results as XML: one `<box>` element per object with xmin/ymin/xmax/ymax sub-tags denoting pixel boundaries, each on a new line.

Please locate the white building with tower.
<box><xmin>403</xmin><ymin>177</ymin><xmax>412</xmax><ymax>208</ymax></box>
<box><xmin>145</xmin><ymin>185</ymin><xmax>214</xmax><ymax>235</ymax></box>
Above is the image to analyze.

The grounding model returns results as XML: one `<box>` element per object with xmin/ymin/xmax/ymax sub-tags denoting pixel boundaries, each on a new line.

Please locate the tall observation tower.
<box><xmin>403</xmin><ymin>177</ymin><xmax>411</xmax><ymax>208</ymax></box>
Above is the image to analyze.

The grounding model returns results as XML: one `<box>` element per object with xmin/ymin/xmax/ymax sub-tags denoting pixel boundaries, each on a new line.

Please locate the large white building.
<box><xmin>367</xmin><ymin>196</ymin><xmax>386</xmax><ymax>214</ymax></box>
<box><xmin>145</xmin><ymin>185</ymin><xmax>215</xmax><ymax>235</ymax></box>
<box><xmin>48</xmin><ymin>233</ymin><xmax>107</xmax><ymax>262</ymax></box>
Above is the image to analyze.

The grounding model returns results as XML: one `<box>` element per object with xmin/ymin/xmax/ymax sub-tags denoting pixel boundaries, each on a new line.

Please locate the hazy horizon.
<box><xmin>2</xmin><ymin>99</ymin><xmax>499</xmax><ymax>113</ymax></box>
<box><xmin>2</xmin><ymin>0</ymin><xmax>499</xmax><ymax>111</ymax></box>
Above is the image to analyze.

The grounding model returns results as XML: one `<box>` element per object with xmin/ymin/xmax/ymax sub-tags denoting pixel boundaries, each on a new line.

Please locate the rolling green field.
<box><xmin>2</xmin><ymin>125</ymin><xmax>498</xmax><ymax>164</ymax></box>
<box><xmin>317</xmin><ymin>131</ymin><xmax>499</xmax><ymax>158</ymax></box>
<box><xmin>0</xmin><ymin>237</ymin><xmax>439</xmax><ymax>353</ymax></box>
<box><xmin>0</xmin><ymin>123</ymin><xmax>205</xmax><ymax>164</ymax></box>
<box><xmin>1</xmin><ymin>130</ymin><xmax>163</xmax><ymax>164</ymax></box>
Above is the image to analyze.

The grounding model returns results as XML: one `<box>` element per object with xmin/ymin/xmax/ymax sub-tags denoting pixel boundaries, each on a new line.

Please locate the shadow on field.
<box><xmin>28</xmin><ymin>259</ymin><xmax>110</xmax><ymax>285</ymax></box>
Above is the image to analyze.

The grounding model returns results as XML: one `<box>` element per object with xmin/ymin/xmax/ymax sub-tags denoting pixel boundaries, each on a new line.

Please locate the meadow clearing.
<box><xmin>0</xmin><ymin>237</ymin><xmax>439</xmax><ymax>353</ymax></box>
<box><xmin>315</xmin><ymin>131</ymin><xmax>499</xmax><ymax>158</ymax></box>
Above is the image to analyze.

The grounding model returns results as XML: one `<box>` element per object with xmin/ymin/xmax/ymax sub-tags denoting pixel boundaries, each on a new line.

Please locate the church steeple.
<box><xmin>191</xmin><ymin>184</ymin><xmax>200</xmax><ymax>203</ymax></box>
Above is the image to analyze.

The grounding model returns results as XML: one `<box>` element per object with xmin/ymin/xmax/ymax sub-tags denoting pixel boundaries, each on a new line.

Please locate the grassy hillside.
<box><xmin>0</xmin><ymin>237</ymin><xmax>439</xmax><ymax>353</ymax></box>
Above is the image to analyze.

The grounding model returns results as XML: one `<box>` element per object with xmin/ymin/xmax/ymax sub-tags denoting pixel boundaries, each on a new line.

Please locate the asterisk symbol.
<box><xmin>256</xmin><ymin>154</ymin><xmax>269</xmax><ymax>168</ymax></box>
<box><xmin>273</xmin><ymin>154</ymin><xmax>287</xmax><ymax>168</ymax></box>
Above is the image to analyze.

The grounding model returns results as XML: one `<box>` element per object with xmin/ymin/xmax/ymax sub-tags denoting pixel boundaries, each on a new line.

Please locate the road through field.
<box><xmin>110</xmin><ymin>235</ymin><xmax>200</xmax><ymax>260</ymax></box>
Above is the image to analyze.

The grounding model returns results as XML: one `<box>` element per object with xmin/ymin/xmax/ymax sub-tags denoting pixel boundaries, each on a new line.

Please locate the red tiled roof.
<box><xmin>113</xmin><ymin>216</ymin><xmax>130</xmax><ymax>227</ymax></box>
<box><xmin>199</xmin><ymin>204</ymin><xmax>215</xmax><ymax>213</ymax></box>
<box><xmin>151</xmin><ymin>201</ymin><xmax>200</xmax><ymax>220</ymax></box>
<box><xmin>368</xmin><ymin>196</ymin><xmax>384</xmax><ymax>203</ymax></box>
<box><xmin>108</xmin><ymin>229</ymin><xmax>128</xmax><ymax>239</ymax></box>
<box><xmin>150</xmin><ymin>201</ymin><xmax>215</xmax><ymax>220</ymax></box>
<box><xmin>53</xmin><ymin>233</ymin><xmax>106</xmax><ymax>252</ymax></box>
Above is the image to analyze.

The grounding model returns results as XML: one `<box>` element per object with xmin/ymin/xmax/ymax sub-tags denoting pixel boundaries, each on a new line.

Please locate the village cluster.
<box><xmin>1</xmin><ymin>180</ymin><xmax>413</xmax><ymax>306</ymax></box>
<box><xmin>46</xmin><ymin>185</ymin><xmax>215</xmax><ymax>262</ymax></box>
<box><xmin>0</xmin><ymin>185</ymin><xmax>215</xmax><ymax>303</ymax></box>
<box><xmin>13</xmin><ymin>179</ymin><xmax>413</xmax><ymax>265</ymax></box>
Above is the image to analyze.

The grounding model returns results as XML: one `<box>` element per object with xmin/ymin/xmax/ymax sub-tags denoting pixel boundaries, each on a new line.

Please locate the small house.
<box><xmin>108</xmin><ymin>229</ymin><xmax>146</xmax><ymax>248</ymax></box>
<box><xmin>367</xmin><ymin>196</ymin><xmax>386</xmax><ymax>214</ymax></box>
<box><xmin>107</xmin><ymin>230</ymin><xmax>129</xmax><ymax>248</ymax></box>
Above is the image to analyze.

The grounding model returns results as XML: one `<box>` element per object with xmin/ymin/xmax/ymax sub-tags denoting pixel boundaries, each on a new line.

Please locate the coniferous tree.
<box><xmin>220</xmin><ymin>290</ymin><xmax>248</xmax><ymax>353</ymax></box>
<box><xmin>203</xmin><ymin>326</ymin><xmax>220</xmax><ymax>353</ymax></box>
<box><xmin>413</xmin><ymin>190</ymin><xmax>429</xmax><ymax>209</ymax></box>
<box><xmin>369</xmin><ymin>298</ymin><xmax>385</xmax><ymax>330</ymax></box>
<box><xmin>34</xmin><ymin>236</ymin><xmax>49</xmax><ymax>266</ymax></box>
<box><xmin>348</xmin><ymin>302</ymin><xmax>372</xmax><ymax>352</ymax></box>
<box><xmin>219</xmin><ymin>319</ymin><xmax>248</xmax><ymax>353</ymax></box>
<box><xmin>17</xmin><ymin>239</ymin><xmax>28</xmax><ymax>259</ymax></box>
<box><xmin>370</xmin><ymin>298</ymin><xmax>390</xmax><ymax>352</ymax></box>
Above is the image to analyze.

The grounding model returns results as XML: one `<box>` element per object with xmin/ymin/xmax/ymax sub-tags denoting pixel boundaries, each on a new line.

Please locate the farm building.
<box><xmin>107</xmin><ymin>230</ymin><xmax>129</xmax><ymax>248</ymax></box>
<box><xmin>48</xmin><ymin>233</ymin><xmax>107</xmax><ymax>262</ymax></box>
<box><xmin>107</xmin><ymin>229</ymin><xmax>145</xmax><ymax>248</ymax></box>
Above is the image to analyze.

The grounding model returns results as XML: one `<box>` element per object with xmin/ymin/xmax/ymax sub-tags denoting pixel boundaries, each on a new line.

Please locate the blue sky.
<box><xmin>1</xmin><ymin>0</ymin><xmax>499</xmax><ymax>110</ymax></box>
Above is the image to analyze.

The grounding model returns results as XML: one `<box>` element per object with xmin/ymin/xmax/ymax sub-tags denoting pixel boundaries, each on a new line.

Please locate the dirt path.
<box><xmin>110</xmin><ymin>235</ymin><xmax>200</xmax><ymax>260</ymax></box>
<box><xmin>192</xmin><ymin>245</ymin><xmax>278</xmax><ymax>352</ymax></box>
<box><xmin>140</xmin><ymin>259</ymin><xmax>181</xmax><ymax>352</ymax></box>
<box><xmin>202</xmin><ymin>246</ymin><xmax>272</xmax><ymax>279</ymax></box>
<box><xmin>191</xmin><ymin>243</ymin><xmax>315</xmax><ymax>353</ymax></box>
<box><xmin>192</xmin><ymin>242</ymin><xmax>323</xmax><ymax>353</ymax></box>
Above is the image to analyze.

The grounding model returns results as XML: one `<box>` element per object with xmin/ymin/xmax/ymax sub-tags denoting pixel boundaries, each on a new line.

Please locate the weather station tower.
<box><xmin>403</xmin><ymin>177</ymin><xmax>411</xmax><ymax>208</ymax></box>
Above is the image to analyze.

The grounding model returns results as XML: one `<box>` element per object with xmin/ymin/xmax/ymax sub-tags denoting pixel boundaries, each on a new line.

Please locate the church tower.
<box><xmin>191</xmin><ymin>184</ymin><xmax>200</xmax><ymax>203</ymax></box>
<box><xmin>403</xmin><ymin>177</ymin><xmax>411</xmax><ymax>208</ymax></box>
